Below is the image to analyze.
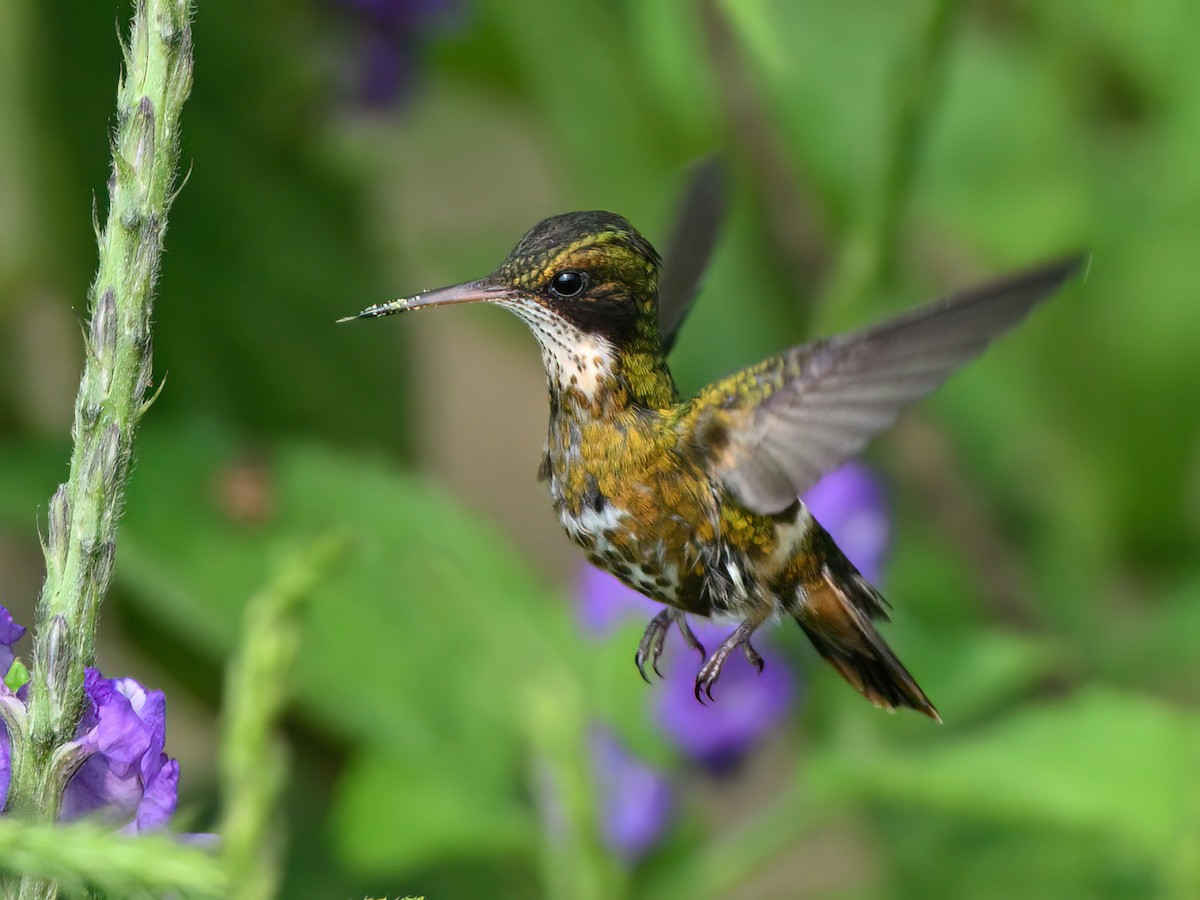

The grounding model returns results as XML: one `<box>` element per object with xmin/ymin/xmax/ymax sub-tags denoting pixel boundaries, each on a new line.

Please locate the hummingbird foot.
<box><xmin>674</xmin><ymin>613</ymin><xmax>708</xmax><ymax>662</ymax></box>
<box><xmin>636</xmin><ymin>609</ymin><xmax>707</xmax><ymax>683</ymax></box>
<box><xmin>694</xmin><ymin>619</ymin><xmax>764</xmax><ymax>704</ymax></box>
<box><xmin>741</xmin><ymin>639</ymin><xmax>765</xmax><ymax>674</ymax></box>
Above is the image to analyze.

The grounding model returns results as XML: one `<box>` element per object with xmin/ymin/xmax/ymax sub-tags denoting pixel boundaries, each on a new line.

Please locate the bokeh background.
<box><xmin>2</xmin><ymin>0</ymin><xmax>1199</xmax><ymax>897</ymax></box>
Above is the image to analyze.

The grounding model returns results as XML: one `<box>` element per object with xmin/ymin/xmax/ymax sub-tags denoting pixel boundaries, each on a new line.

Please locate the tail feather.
<box><xmin>794</xmin><ymin>565</ymin><xmax>940</xmax><ymax>721</ymax></box>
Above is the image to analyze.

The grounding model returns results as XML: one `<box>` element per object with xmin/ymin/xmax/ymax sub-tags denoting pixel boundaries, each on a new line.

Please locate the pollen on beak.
<box><xmin>337</xmin><ymin>279</ymin><xmax>512</xmax><ymax>323</ymax></box>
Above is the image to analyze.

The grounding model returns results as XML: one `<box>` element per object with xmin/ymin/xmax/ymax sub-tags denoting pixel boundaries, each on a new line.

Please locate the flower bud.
<box><xmin>47</xmin><ymin>484</ymin><xmax>71</xmax><ymax>575</ymax></box>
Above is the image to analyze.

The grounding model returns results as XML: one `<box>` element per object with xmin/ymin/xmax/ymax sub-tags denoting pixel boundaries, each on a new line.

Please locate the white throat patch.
<box><xmin>501</xmin><ymin>298</ymin><xmax>617</xmax><ymax>402</ymax></box>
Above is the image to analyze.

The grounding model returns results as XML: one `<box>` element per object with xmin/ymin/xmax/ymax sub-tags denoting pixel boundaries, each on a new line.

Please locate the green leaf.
<box><xmin>814</xmin><ymin>687</ymin><xmax>1200</xmax><ymax>860</ymax></box>
<box><xmin>894</xmin><ymin>627</ymin><xmax>1065</xmax><ymax>726</ymax></box>
<box><xmin>4</xmin><ymin>657</ymin><xmax>28</xmax><ymax>693</ymax></box>
<box><xmin>332</xmin><ymin>748</ymin><xmax>535</xmax><ymax>874</ymax></box>
<box><xmin>106</xmin><ymin>423</ymin><xmax>580</xmax><ymax>738</ymax></box>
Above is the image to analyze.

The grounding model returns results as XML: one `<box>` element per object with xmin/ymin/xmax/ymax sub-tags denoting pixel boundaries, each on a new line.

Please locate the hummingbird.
<box><xmin>341</xmin><ymin>196</ymin><xmax>1081</xmax><ymax>721</ymax></box>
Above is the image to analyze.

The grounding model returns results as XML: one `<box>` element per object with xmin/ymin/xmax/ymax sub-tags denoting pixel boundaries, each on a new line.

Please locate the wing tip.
<box><xmin>1027</xmin><ymin>251</ymin><xmax>1089</xmax><ymax>290</ymax></box>
<box><xmin>965</xmin><ymin>251</ymin><xmax>1088</xmax><ymax>307</ymax></box>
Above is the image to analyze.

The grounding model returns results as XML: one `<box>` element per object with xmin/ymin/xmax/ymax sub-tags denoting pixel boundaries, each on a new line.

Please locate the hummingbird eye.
<box><xmin>549</xmin><ymin>270</ymin><xmax>588</xmax><ymax>299</ymax></box>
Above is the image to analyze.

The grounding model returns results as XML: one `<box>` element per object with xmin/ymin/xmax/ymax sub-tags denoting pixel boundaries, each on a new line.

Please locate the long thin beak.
<box><xmin>337</xmin><ymin>279</ymin><xmax>511</xmax><ymax>323</ymax></box>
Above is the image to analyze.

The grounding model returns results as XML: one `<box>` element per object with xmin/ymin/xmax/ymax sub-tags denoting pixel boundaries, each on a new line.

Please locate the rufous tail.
<box><xmin>793</xmin><ymin>564</ymin><xmax>940</xmax><ymax>721</ymax></box>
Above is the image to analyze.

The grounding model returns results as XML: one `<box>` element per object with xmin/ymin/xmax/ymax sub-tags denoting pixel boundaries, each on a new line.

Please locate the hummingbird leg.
<box><xmin>673</xmin><ymin>612</ymin><xmax>708</xmax><ymax>663</ymax></box>
<box><xmin>635</xmin><ymin>609</ymin><xmax>707</xmax><ymax>683</ymax></box>
<box><xmin>695</xmin><ymin>619</ymin><xmax>764</xmax><ymax>704</ymax></box>
<box><xmin>636</xmin><ymin>610</ymin><xmax>673</xmax><ymax>683</ymax></box>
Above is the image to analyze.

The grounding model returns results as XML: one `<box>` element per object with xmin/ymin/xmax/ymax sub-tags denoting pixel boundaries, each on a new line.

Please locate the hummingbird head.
<box><xmin>343</xmin><ymin>211</ymin><xmax>676</xmax><ymax>407</ymax></box>
<box><xmin>491</xmin><ymin>211</ymin><xmax>662</xmax><ymax>345</ymax></box>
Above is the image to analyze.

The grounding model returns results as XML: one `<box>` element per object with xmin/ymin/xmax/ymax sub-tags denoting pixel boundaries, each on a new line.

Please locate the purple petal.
<box><xmin>78</xmin><ymin>670</ymin><xmax>151</xmax><ymax>776</ymax></box>
<box><xmin>61</xmin><ymin>751</ymin><xmax>145</xmax><ymax>823</ymax></box>
<box><xmin>591</xmin><ymin>730</ymin><xmax>673</xmax><ymax>862</ymax></box>
<box><xmin>336</xmin><ymin>0</ymin><xmax>455</xmax><ymax>27</ymax></box>
<box><xmin>112</xmin><ymin>679</ymin><xmax>168</xmax><ymax>787</ymax></box>
<box><xmin>1</xmin><ymin>722</ymin><xmax>10</xmax><ymax>810</ymax></box>
<box><xmin>130</xmin><ymin>757</ymin><xmax>178</xmax><ymax>832</ymax></box>
<box><xmin>0</xmin><ymin>605</ymin><xmax>26</xmax><ymax>680</ymax></box>
<box><xmin>576</xmin><ymin>567</ymin><xmax>660</xmax><ymax>637</ymax></box>
<box><xmin>802</xmin><ymin>461</ymin><xmax>890</xmax><ymax>584</ymax></box>
<box><xmin>337</xmin><ymin>0</ymin><xmax>462</xmax><ymax>109</ymax></box>
<box><xmin>652</xmin><ymin>619</ymin><xmax>797</xmax><ymax>771</ymax></box>
<box><xmin>356</xmin><ymin>30</ymin><xmax>415</xmax><ymax>108</ymax></box>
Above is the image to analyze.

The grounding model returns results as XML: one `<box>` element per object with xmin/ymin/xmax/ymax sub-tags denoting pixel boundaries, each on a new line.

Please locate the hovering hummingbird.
<box><xmin>341</xmin><ymin>178</ymin><xmax>1081</xmax><ymax>721</ymax></box>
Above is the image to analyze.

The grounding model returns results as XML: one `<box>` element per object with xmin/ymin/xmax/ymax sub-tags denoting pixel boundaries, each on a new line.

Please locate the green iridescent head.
<box><xmin>341</xmin><ymin>211</ymin><xmax>663</xmax><ymax>349</ymax></box>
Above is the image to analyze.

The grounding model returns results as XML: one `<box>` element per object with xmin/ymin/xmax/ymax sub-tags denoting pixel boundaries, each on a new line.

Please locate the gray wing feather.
<box><xmin>658</xmin><ymin>157</ymin><xmax>727</xmax><ymax>353</ymax></box>
<box><xmin>719</xmin><ymin>256</ymin><xmax>1085</xmax><ymax>514</ymax></box>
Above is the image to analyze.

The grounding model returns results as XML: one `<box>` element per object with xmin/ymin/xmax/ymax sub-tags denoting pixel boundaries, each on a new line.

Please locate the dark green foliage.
<box><xmin>2</xmin><ymin>0</ymin><xmax>1198</xmax><ymax>896</ymax></box>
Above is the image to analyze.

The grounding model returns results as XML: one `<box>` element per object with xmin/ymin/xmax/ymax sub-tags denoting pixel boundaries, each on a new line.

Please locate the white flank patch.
<box><xmin>766</xmin><ymin>501</ymin><xmax>813</xmax><ymax>573</ymax></box>
<box><xmin>566</xmin><ymin>501</ymin><xmax>626</xmax><ymax>539</ymax></box>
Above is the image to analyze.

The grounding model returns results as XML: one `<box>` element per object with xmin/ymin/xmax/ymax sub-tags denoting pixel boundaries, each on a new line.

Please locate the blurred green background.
<box><xmin>2</xmin><ymin>0</ymin><xmax>1199</xmax><ymax>897</ymax></box>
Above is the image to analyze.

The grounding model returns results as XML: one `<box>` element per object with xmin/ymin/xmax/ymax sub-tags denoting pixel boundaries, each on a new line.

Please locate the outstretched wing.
<box><xmin>658</xmin><ymin>156</ymin><xmax>727</xmax><ymax>354</ymax></box>
<box><xmin>686</xmin><ymin>256</ymin><xmax>1085</xmax><ymax>514</ymax></box>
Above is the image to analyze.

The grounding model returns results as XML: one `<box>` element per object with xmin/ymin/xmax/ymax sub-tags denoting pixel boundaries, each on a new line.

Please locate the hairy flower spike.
<box><xmin>10</xmin><ymin>0</ymin><xmax>195</xmax><ymax>830</ymax></box>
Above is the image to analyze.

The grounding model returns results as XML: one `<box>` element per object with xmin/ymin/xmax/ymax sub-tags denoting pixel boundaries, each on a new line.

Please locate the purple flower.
<box><xmin>803</xmin><ymin>461</ymin><xmax>890</xmax><ymax>585</ymax></box>
<box><xmin>60</xmin><ymin>670</ymin><xmax>179</xmax><ymax>832</ymax></box>
<box><xmin>331</xmin><ymin>0</ymin><xmax>461</xmax><ymax>108</ymax></box>
<box><xmin>0</xmin><ymin>609</ymin><xmax>22</xmax><ymax>807</ymax></box>
<box><xmin>591</xmin><ymin>729</ymin><xmax>673</xmax><ymax>862</ymax></box>
<box><xmin>0</xmin><ymin>606</ymin><xmax>26</xmax><ymax>682</ymax></box>
<box><xmin>0</xmin><ymin>604</ymin><xmax>180</xmax><ymax>831</ymax></box>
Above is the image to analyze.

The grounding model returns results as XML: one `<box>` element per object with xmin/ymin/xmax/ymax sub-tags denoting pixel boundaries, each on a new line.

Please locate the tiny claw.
<box><xmin>635</xmin><ymin>653</ymin><xmax>652</xmax><ymax>685</ymax></box>
<box><xmin>691</xmin><ymin>617</ymin><xmax>764</xmax><ymax>703</ymax></box>
<box><xmin>651</xmin><ymin>629</ymin><xmax>666</xmax><ymax>678</ymax></box>
<box><xmin>742</xmin><ymin>640</ymin><xmax>765</xmax><ymax>674</ymax></box>
<box><xmin>635</xmin><ymin>609</ymin><xmax>674</xmax><ymax>684</ymax></box>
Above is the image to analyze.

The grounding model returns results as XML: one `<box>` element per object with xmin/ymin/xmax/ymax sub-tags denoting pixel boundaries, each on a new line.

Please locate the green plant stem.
<box><xmin>525</xmin><ymin>683</ymin><xmax>626</xmax><ymax>900</ymax></box>
<box><xmin>217</xmin><ymin>535</ymin><xmax>347</xmax><ymax>900</ymax></box>
<box><xmin>8</xmin><ymin>0</ymin><xmax>194</xmax><ymax>827</ymax></box>
<box><xmin>820</xmin><ymin>0</ymin><xmax>960</xmax><ymax>318</ymax></box>
<box><xmin>0</xmin><ymin>819</ymin><xmax>225</xmax><ymax>899</ymax></box>
<box><xmin>645</xmin><ymin>766</ymin><xmax>835</xmax><ymax>900</ymax></box>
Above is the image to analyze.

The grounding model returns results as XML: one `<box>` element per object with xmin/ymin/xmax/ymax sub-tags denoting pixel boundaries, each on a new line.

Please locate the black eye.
<box><xmin>550</xmin><ymin>270</ymin><xmax>587</xmax><ymax>298</ymax></box>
